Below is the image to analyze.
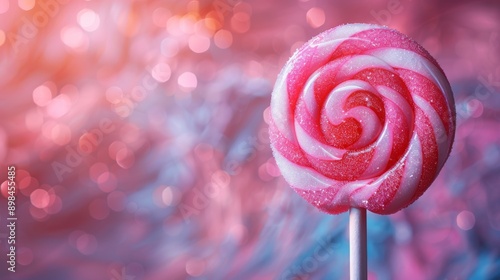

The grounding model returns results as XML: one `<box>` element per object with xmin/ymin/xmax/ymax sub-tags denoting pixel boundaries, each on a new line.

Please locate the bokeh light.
<box><xmin>30</xmin><ymin>188</ymin><xmax>49</xmax><ymax>209</ymax></box>
<box><xmin>306</xmin><ymin>7</ymin><xmax>326</xmax><ymax>28</ymax></box>
<box><xmin>77</xmin><ymin>9</ymin><xmax>100</xmax><ymax>32</ymax></box>
<box><xmin>0</xmin><ymin>0</ymin><xmax>9</xmax><ymax>14</ymax></box>
<box><xmin>17</xmin><ymin>0</ymin><xmax>35</xmax><ymax>11</ymax></box>
<box><xmin>60</xmin><ymin>26</ymin><xmax>89</xmax><ymax>51</ymax></box>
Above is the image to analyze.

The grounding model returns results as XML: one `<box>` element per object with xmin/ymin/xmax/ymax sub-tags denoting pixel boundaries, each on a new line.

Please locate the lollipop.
<box><xmin>269</xmin><ymin>23</ymin><xmax>455</xmax><ymax>279</ymax></box>
<box><xmin>269</xmin><ymin>23</ymin><xmax>455</xmax><ymax>215</ymax></box>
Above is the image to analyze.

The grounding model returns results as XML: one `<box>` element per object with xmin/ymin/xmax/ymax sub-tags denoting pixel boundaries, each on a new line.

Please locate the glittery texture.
<box><xmin>269</xmin><ymin>23</ymin><xmax>456</xmax><ymax>214</ymax></box>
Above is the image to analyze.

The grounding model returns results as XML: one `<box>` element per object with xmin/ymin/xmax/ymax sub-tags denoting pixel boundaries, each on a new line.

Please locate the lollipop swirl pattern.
<box><xmin>269</xmin><ymin>24</ymin><xmax>455</xmax><ymax>214</ymax></box>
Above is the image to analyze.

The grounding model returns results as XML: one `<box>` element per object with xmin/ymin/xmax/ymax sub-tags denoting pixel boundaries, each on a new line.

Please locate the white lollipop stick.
<box><xmin>349</xmin><ymin>207</ymin><xmax>367</xmax><ymax>280</ymax></box>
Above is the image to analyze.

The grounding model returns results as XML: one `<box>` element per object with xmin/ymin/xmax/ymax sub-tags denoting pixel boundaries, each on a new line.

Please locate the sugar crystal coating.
<box><xmin>269</xmin><ymin>23</ymin><xmax>456</xmax><ymax>214</ymax></box>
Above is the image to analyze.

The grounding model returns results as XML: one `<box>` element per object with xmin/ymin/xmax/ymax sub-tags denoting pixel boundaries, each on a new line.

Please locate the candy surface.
<box><xmin>269</xmin><ymin>23</ymin><xmax>456</xmax><ymax>214</ymax></box>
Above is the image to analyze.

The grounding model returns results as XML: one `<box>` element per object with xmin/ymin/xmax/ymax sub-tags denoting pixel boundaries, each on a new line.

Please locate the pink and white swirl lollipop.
<box><xmin>269</xmin><ymin>23</ymin><xmax>456</xmax><ymax>215</ymax></box>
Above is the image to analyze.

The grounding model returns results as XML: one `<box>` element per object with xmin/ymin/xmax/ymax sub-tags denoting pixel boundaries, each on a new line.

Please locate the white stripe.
<box><xmin>336</xmin><ymin>54</ymin><xmax>393</xmax><ymax>80</ymax></box>
<box><xmin>330</xmin><ymin>179</ymin><xmax>371</xmax><ymax>208</ymax></box>
<box><xmin>384</xmin><ymin>134</ymin><xmax>423</xmax><ymax>213</ymax></box>
<box><xmin>271</xmin><ymin>62</ymin><xmax>294</xmax><ymax>141</ymax></box>
<box><xmin>324</xmin><ymin>80</ymin><xmax>376</xmax><ymax>124</ymax></box>
<box><xmin>413</xmin><ymin>95</ymin><xmax>448</xmax><ymax>169</ymax></box>
<box><xmin>368</xmin><ymin>48</ymin><xmax>450</xmax><ymax>100</ymax></box>
<box><xmin>295</xmin><ymin>122</ymin><xmax>345</xmax><ymax>160</ymax></box>
<box><xmin>349</xmin><ymin>178</ymin><xmax>382</xmax><ymax>207</ymax></box>
<box><xmin>303</xmin><ymin>70</ymin><xmax>322</xmax><ymax>117</ymax></box>
<box><xmin>376</xmin><ymin>85</ymin><xmax>413</xmax><ymax>125</ymax></box>
<box><xmin>344</xmin><ymin>106</ymin><xmax>382</xmax><ymax>150</ymax></box>
<box><xmin>310</xmin><ymin>24</ymin><xmax>381</xmax><ymax>49</ymax></box>
<box><xmin>272</xmin><ymin>151</ymin><xmax>335</xmax><ymax>190</ymax></box>
<box><xmin>360</xmin><ymin>123</ymin><xmax>392</xmax><ymax>178</ymax></box>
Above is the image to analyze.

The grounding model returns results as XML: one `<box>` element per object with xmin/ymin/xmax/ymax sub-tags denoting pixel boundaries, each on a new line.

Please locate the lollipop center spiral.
<box><xmin>320</xmin><ymin>80</ymin><xmax>385</xmax><ymax>150</ymax></box>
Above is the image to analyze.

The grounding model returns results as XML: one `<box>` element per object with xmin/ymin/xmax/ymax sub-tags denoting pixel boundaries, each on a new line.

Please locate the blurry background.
<box><xmin>0</xmin><ymin>0</ymin><xmax>499</xmax><ymax>279</ymax></box>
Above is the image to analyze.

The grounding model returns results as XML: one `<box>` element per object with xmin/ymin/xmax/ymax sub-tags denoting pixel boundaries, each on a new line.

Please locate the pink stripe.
<box><xmin>294</xmin><ymin>186</ymin><xmax>349</xmax><ymax>215</ymax></box>
<box><xmin>408</xmin><ymin>108</ymin><xmax>439</xmax><ymax>203</ymax></box>
<box><xmin>367</xmin><ymin>165</ymin><xmax>404</xmax><ymax>214</ymax></box>
<box><xmin>328</xmin><ymin>28</ymin><xmax>439</xmax><ymax>67</ymax></box>
<box><xmin>269</xmin><ymin>119</ymin><xmax>311</xmax><ymax>167</ymax></box>
<box><xmin>397</xmin><ymin>68</ymin><xmax>453</xmax><ymax>137</ymax></box>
